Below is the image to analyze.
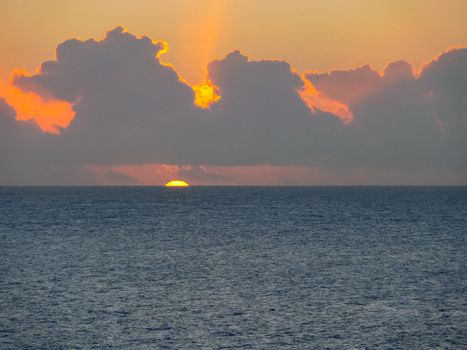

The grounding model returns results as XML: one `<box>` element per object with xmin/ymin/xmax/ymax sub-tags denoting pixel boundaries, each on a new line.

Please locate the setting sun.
<box><xmin>165</xmin><ymin>180</ymin><xmax>190</xmax><ymax>187</ymax></box>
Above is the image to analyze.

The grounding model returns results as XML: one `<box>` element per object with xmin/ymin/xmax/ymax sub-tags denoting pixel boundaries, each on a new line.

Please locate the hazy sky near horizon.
<box><xmin>0</xmin><ymin>1</ymin><xmax>466</xmax><ymax>185</ymax></box>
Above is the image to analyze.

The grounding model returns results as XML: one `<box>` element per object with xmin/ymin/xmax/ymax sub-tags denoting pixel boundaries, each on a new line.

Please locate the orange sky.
<box><xmin>1</xmin><ymin>0</ymin><xmax>467</xmax><ymax>85</ymax></box>
<box><xmin>1</xmin><ymin>1</ymin><xmax>466</xmax><ymax>185</ymax></box>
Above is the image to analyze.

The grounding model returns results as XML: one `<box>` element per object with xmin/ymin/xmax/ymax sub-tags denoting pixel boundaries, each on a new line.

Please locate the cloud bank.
<box><xmin>1</xmin><ymin>28</ymin><xmax>466</xmax><ymax>184</ymax></box>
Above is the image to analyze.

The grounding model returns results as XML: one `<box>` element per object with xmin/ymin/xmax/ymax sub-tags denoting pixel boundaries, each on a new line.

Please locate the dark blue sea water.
<box><xmin>0</xmin><ymin>187</ymin><xmax>466</xmax><ymax>349</ymax></box>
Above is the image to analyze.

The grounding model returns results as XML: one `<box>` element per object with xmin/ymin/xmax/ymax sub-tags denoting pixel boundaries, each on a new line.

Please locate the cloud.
<box><xmin>419</xmin><ymin>47</ymin><xmax>467</xmax><ymax>159</ymax></box>
<box><xmin>305</xmin><ymin>51</ymin><xmax>467</xmax><ymax>170</ymax></box>
<box><xmin>178</xmin><ymin>165</ymin><xmax>229</xmax><ymax>184</ymax></box>
<box><xmin>82</xmin><ymin>164</ymin><xmax>228</xmax><ymax>185</ymax></box>
<box><xmin>13</xmin><ymin>27</ymin><xmax>202</xmax><ymax>165</ymax></box>
<box><xmin>0</xmin><ymin>98</ymin><xmax>21</xmax><ymax>169</ymax></box>
<box><xmin>12</xmin><ymin>30</ymin><xmax>344</xmax><ymax>167</ymax></box>
<box><xmin>196</xmin><ymin>50</ymin><xmax>346</xmax><ymax>165</ymax></box>
<box><xmin>2</xmin><ymin>29</ymin><xmax>466</xmax><ymax>184</ymax></box>
<box><xmin>0</xmin><ymin>97</ymin><xmax>16</xmax><ymax>118</ymax></box>
<box><xmin>0</xmin><ymin>97</ymin><xmax>17</xmax><ymax>135</ymax></box>
<box><xmin>0</xmin><ymin>97</ymin><xmax>49</xmax><ymax>184</ymax></box>
<box><xmin>2</xmin><ymin>82</ymin><xmax>74</xmax><ymax>134</ymax></box>
<box><xmin>306</xmin><ymin>65</ymin><xmax>382</xmax><ymax>107</ymax></box>
<box><xmin>13</xmin><ymin>27</ymin><xmax>185</xmax><ymax>103</ymax></box>
<box><xmin>305</xmin><ymin>60</ymin><xmax>415</xmax><ymax>108</ymax></box>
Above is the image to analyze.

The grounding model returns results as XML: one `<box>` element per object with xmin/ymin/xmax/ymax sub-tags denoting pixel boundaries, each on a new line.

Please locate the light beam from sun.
<box><xmin>174</xmin><ymin>0</ymin><xmax>226</xmax><ymax>84</ymax></box>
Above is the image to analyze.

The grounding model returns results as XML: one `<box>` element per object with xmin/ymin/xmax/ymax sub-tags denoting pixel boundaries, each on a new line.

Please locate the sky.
<box><xmin>0</xmin><ymin>0</ymin><xmax>466</xmax><ymax>185</ymax></box>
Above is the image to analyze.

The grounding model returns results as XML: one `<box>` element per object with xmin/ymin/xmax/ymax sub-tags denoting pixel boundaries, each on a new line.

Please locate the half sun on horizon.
<box><xmin>165</xmin><ymin>180</ymin><xmax>190</xmax><ymax>187</ymax></box>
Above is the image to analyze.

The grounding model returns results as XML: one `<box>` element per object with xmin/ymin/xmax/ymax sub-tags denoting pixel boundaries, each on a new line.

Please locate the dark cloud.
<box><xmin>5</xmin><ymin>28</ymin><xmax>209</xmax><ymax>184</ymax></box>
<box><xmin>2</xmin><ymin>29</ymin><xmax>466</xmax><ymax>184</ymax></box>
<box><xmin>14</xmin><ymin>27</ymin><xmax>203</xmax><ymax>166</ymax></box>
<box><xmin>0</xmin><ymin>98</ymin><xmax>51</xmax><ymax>184</ymax></box>
<box><xmin>13</xmin><ymin>30</ymin><xmax>342</xmax><ymax>166</ymax></box>
<box><xmin>305</xmin><ymin>60</ymin><xmax>415</xmax><ymax>108</ymax></box>
<box><xmin>306</xmin><ymin>52</ymin><xmax>467</xmax><ymax>170</ymax></box>
<box><xmin>13</xmin><ymin>27</ymin><xmax>183</xmax><ymax>104</ymax></box>
<box><xmin>306</xmin><ymin>65</ymin><xmax>382</xmax><ymax>107</ymax></box>
<box><xmin>0</xmin><ymin>98</ymin><xmax>16</xmax><ymax>119</ymax></box>
<box><xmin>0</xmin><ymin>98</ymin><xmax>20</xmax><ymax>173</ymax></box>
<box><xmin>193</xmin><ymin>50</ymin><xmax>345</xmax><ymax>165</ymax></box>
<box><xmin>419</xmin><ymin>48</ymin><xmax>467</xmax><ymax>167</ymax></box>
<box><xmin>90</xmin><ymin>169</ymin><xmax>139</xmax><ymax>186</ymax></box>
<box><xmin>383</xmin><ymin>60</ymin><xmax>414</xmax><ymax>81</ymax></box>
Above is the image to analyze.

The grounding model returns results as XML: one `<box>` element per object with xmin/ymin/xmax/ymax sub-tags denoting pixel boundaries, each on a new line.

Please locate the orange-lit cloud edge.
<box><xmin>3</xmin><ymin>30</ymin><xmax>466</xmax><ymax>185</ymax></box>
<box><xmin>1</xmin><ymin>70</ymin><xmax>74</xmax><ymax>134</ymax></box>
<box><xmin>6</xmin><ymin>30</ymin><xmax>465</xmax><ymax>134</ymax></box>
<box><xmin>1</xmin><ymin>29</ymin><xmax>357</xmax><ymax>134</ymax></box>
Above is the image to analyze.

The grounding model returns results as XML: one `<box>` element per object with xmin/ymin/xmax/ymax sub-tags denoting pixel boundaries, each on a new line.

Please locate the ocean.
<box><xmin>1</xmin><ymin>187</ymin><xmax>466</xmax><ymax>349</ymax></box>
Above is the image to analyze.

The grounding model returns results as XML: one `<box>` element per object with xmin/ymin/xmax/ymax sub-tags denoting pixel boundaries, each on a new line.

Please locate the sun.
<box><xmin>165</xmin><ymin>180</ymin><xmax>190</xmax><ymax>187</ymax></box>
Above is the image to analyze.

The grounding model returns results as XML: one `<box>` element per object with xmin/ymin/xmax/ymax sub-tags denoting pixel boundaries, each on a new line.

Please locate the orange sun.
<box><xmin>165</xmin><ymin>180</ymin><xmax>190</xmax><ymax>187</ymax></box>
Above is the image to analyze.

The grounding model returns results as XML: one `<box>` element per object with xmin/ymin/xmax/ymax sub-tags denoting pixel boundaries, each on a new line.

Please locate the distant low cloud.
<box><xmin>178</xmin><ymin>165</ymin><xmax>230</xmax><ymax>184</ymax></box>
<box><xmin>1</xmin><ymin>28</ymin><xmax>466</xmax><ymax>184</ymax></box>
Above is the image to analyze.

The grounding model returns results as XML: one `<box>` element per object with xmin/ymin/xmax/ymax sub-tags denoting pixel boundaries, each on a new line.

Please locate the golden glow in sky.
<box><xmin>194</xmin><ymin>80</ymin><xmax>221</xmax><ymax>109</ymax></box>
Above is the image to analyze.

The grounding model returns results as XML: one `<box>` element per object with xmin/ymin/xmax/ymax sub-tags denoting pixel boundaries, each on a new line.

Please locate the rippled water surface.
<box><xmin>1</xmin><ymin>187</ymin><xmax>466</xmax><ymax>349</ymax></box>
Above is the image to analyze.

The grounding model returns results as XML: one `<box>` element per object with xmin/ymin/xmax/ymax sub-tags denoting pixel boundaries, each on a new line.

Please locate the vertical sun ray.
<box><xmin>175</xmin><ymin>0</ymin><xmax>226</xmax><ymax>84</ymax></box>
